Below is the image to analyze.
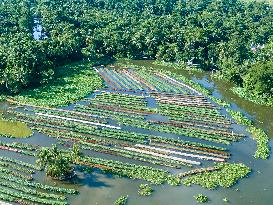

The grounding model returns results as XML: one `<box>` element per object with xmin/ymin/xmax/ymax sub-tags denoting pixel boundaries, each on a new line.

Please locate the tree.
<box><xmin>243</xmin><ymin>61</ymin><xmax>273</xmax><ymax>95</ymax></box>
<box><xmin>36</xmin><ymin>144</ymin><xmax>81</xmax><ymax>179</ymax></box>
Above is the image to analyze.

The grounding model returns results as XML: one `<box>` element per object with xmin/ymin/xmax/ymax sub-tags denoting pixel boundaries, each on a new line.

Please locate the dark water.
<box><xmin>1</xmin><ymin>60</ymin><xmax>273</xmax><ymax>205</ymax></box>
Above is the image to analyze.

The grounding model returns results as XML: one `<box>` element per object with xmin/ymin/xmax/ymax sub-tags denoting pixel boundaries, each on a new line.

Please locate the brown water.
<box><xmin>0</xmin><ymin>60</ymin><xmax>273</xmax><ymax>205</ymax></box>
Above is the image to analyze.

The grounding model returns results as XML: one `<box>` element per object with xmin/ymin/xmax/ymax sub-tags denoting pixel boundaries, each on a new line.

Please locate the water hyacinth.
<box><xmin>114</xmin><ymin>195</ymin><xmax>128</xmax><ymax>205</ymax></box>
<box><xmin>13</xmin><ymin>62</ymin><xmax>104</xmax><ymax>107</ymax></box>
<box><xmin>194</xmin><ymin>194</ymin><xmax>208</xmax><ymax>203</ymax></box>
<box><xmin>247</xmin><ymin>126</ymin><xmax>270</xmax><ymax>159</ymax></box>
<box><xmin>138</xmin><ymin>184</ymin><xmax>153</xmax><ymax>196</ymax></box>
<box><xmin>182</xmin><ymin>163</ymin><xmax>251</xmax><ymax>189</ymax></box>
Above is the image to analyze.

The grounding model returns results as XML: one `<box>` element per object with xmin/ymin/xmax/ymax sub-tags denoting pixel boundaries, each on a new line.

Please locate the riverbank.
<box><xmin>232</xmin><ymin>87</ymin><xmax>273</xmax><ymax>107</ymax></box>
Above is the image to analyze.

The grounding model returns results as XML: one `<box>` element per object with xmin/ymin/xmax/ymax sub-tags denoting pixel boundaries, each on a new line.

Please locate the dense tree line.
<box><xmin>0</xmin><ymin>0</ymin><xmax>272</xmax><ymax>97</ymax></box>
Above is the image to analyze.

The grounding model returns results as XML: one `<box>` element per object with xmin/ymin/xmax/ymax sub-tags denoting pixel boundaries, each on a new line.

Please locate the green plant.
<box><xmin>138</xmin><ymin>184</ymin><xmax>153</xmax><ymax>196</ymax></box>
<box><xmin>194</xmin><ymin>194</ymin><xmax>208</xmax><ymax>203</ymax></box>
<box><xmin>183</xmin><ymin>163</ymin><xmax>251</xmax><ymax>189</ymax></box>
<box><xmin>114</xmin><ymin>195</ymin><xmax>128</xmax><ymax>205</ymax></box>
<box><xmin>36</xmin><ymin>144</ymin><xmax>80</xmax><ymax>179</ymax></box>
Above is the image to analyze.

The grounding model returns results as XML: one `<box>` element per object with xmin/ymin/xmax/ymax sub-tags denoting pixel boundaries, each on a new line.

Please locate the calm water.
<box><xmin>1</xmin><ymin>60</ymin><xmax>273</xmax><ymax>205</ymax></box>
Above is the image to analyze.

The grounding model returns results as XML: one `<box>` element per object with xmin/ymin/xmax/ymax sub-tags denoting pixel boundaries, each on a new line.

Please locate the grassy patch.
<box><xmin>11</xmin><ymin>61</ymin><xmax>104</xmax><ymax>107</ymax></box>
<box><xmin>0</xmin><ymin>119</ymin><xmax>32</xmax><ymax>138</ymax></box>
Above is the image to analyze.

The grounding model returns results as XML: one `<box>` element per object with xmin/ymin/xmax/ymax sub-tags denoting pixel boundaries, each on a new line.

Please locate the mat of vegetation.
<box><xmin>0</xmin><ymin>119</ymin><xmax>32</xmax><ymax>138</ymax></box>
<box><xmin>182</xmin><ymin>163</ymin><xmax>251</xmax><ymax>189</ymax></box>
<box><xmin>12</xmin><ymin>62</ymin><xmax>104</xmax><ymax>107</ymax></box>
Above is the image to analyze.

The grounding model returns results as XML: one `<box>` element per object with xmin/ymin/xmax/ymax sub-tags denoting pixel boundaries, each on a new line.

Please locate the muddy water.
<box><xmin>0</xmin><ymin>60</ymin><xmax>273</xmax><ymax>205</ymax></box>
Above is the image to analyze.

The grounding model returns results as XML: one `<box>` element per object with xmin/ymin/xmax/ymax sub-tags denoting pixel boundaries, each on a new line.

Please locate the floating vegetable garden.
<box><xmin>0</xmin><ymin>65</ymin><xmax>269</xmax><ymax>205</ymax></box>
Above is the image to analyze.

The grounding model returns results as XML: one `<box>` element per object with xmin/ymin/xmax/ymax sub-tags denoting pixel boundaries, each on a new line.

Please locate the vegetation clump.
<box><xmin>36</xmin><ymin>144</ymin><xmax>81</xmax><ymax>179</ymax></box>
<box><xmin>194</xmin><ymin>194</ymin><xmax>208</xmax><ymax>203</ymax></box>
<box><xmin>182</xmin><ymin>163</ymin><xmax>251</xmax><ymax>189</ymax></box>
<box><xmin>138</xmin><ymin>184</ymin><xmax>153</xmax><ymax>196</ymax></box>
<box><xmin>12</xmin><ymin>62</ymin><xmax>104</xmax><ymax>107</ymax></box>
<box><xmin>114</xmin><ymin>195</ymin><xmax>128</xmax><ymax>205</ymax></box>
<box><xmin>226</xmin><ymin>108</ymin><xmax>270</xmax><ymax>160</ymax></box>
<box><xmin>247</xmin><ymin>126</ymin><xmax>270</xmax><ymax>159</ymax></box>
<box><xmin>0</xmin><ymin>119</ymin><xmax>32</xmax><ymax>138</ymax></box>
<box><xmin>227</xmin><ymin>109</ymin><xmax>253</xmax><ymax>126</ymax></box>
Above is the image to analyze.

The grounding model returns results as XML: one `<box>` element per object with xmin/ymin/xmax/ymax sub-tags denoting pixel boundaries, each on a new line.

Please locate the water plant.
<box><xmin>114</xmin><ymin>195</ymin><xmax>128</xmax><ymax>205</ymax></box>
<box><xmin>182</xmin><ymin>163</ymin><xmax>251</xmax><ymax>189</ymax></box>
<box><xmin>138</xmin><ymin>184</ymin><xmax>153</xmax><ymax>196</ymax></box>
<box><xmin>194</xmin><ymin>194</ymin><xmax>208</xmax><ymax>203</ymax></box>
<box><xmin>11</xmin><ymin>61</ymin><xmax>104</xmax><ymax>107</ymax></box>
<box><xmin>247</xmin><ymin>126</ymin><xmax>270</xmax><ymax>159</ymax></box>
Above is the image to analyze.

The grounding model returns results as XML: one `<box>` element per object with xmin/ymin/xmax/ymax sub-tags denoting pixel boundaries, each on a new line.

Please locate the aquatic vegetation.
<box><xmin>227</xmin><ymin>109</ymin><xmax>253</xmax><ymax>126</ymax></box>
<box><xmin>138</xmin><ymin>184</ymin><xmax>153</xmax><ymax>196</ymax></box>
<box><xmin>0</xmin><ymin>65</ymin><xmax>265</xmax><ymax>204</ymax></box>
<box><xmin>194</xmin><ymin>194</ymin><xmax>208</xmax><ymax>203</ymax></box>
<box><xmin>226</xmin><ymin>109</ymin><xmax>269</xmax><ymax>160</ymax></box>
<box><xmin>0</xmin><ymin>119</ymin><xmax>32</xmax><ymax>138</ymax></box>
<box><xmin>182</xmin><ymin>163</ymin><xmax>251</xmax><ymax>189</ymax></box>
<box><xmin>232</xmin><ymin>87</ymin><xmax>273</xmax><ymax>107</ymax></box>
<box><xmin>80</xmin><ymin>156</ymin><xmax>172</xmax><ymax>184</ymax></box>
<box><xmin>0</xmin><ymin>156</ymin><xmax>40</xmax><ymax>170</ymax></box>
<box><xmin>0</xmin><ymin>153</ymin><xmax>77</xmax><ymax>205</ymax></box>
<box><xmin>116</xmin><ymin>117</ymin><xmax>235</xmax><ymax>144</ymax></box>
<box><xmin>11</xmin><ymin>62</ymin><xmax>104</xmax><ymax>107</ymax></box>
<box><xmin>247</xmin><ymin>126</ymin><xmax>270</xmax><ymax>159</ymax></box>
<box><xmin>114</xmin><ymin>195</ymin><xmax>128</xmax><ymax>205</ymax></box>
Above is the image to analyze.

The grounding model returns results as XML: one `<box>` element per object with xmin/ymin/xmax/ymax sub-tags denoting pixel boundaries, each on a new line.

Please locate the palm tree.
<box><xmin>36</xmin><ymin>144</ymin><xmax>80</xmax><ymax>179</ymax></box>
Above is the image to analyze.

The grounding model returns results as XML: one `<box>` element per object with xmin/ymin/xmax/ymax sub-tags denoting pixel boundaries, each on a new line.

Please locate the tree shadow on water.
<box><xmin>70</xmin><ymin>168</ymin><xmax>112</xmax><ymax>188</ymax></box>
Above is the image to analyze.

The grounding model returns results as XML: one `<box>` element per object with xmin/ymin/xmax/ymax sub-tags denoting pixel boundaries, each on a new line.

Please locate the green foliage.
<box><xmin>182</xmin><ymin>163</ymin><xmax>251</xmax><ymax>189</ymax></box>
<box><xmin>247</xmin><ymin>126</ymin><xmax>270</xmax><ymax>159</ymax></box>
<box><xmin>232</xmin><ymin>87</ymin><xmax>273</xmax><ymax>107</ymax></box>
<box><xmin>227</xmin><ymin>109</ymin><xmax>253</xmax><ymax>126</ymax></box>
<box><xmin>138</xmin><ymin>184</ymin><xmax>153</xmax><ymax>196</ymax></box>
<box><xmin>81</xmin><ymin>156</ymin><xmax>172</xmax><ymax>184</ymax></box>
<box><xmin>243</xmin><ymin>61</ymin><xmax>273</xmax><ymax>95</ymax></box>
<box><xmin>36</xmin><ymin>144</ymin><xmax>80</xmax><ymax>179</ymax></box>
<box><xmin>194</xmin><ymin>194</ymin><xmax>209</xmax><ymax>203</ymax></box>
<box><xmin>0</xmin><ymin>0</ymin><xmax>273</xmax><ymax>103</ymax></box>
<box><xmin>12</xmin><ymin>62</ymin><xmax>104</xmax><ymax>107</ymax></box>
<box><xmin>114</xmin><ymin>195</ymin><xmax>128</xmax><ymax>205</ymax></box>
